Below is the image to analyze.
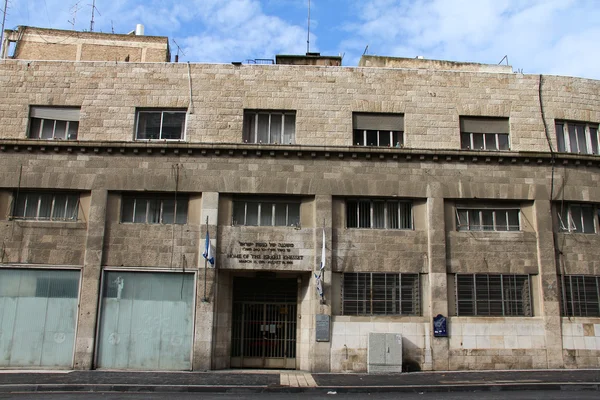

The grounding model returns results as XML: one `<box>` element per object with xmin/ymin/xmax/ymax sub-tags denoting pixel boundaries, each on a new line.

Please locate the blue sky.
<box><xmin>4</xmin><ymin>0</ymin><xmax>600</xmax><ymax>79</ymax></box>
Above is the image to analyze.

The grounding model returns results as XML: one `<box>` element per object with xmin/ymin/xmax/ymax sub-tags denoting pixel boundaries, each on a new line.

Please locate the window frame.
<box><xmin>342</xmin><ymin>272</ymin><xmax>420</xmax><ymax>316</ymax></box>
<box><xmin>135</xmin><ymin>109</ymin><xmax>187</xmax><ymax>141</ymax></box>
<box><xmin>242</xmin><ymin>110</ymin><xmax>296</xmax><ymax>144</ymax></box>
<box><xmin>120</xmin><ymin>193</ymin><xmax>189</xmax><ymax>225</ymax></box>
<box><xmin>557</xmin><ymin>203</ymin><xmax>597</xmax><ymax>234</ymax></box>
<box><xmin>232</xmin><ymin>199</ymin><xmax>301</xmax><ymax>227</ymax></box>
<box><xmin>555</xmin><ymin>120</ymin><xmax>600</xmax><ymax>155</ymax></box>
<box><xmin>561</xmin><ymin>275</ymin><xmax>600</xmax><ymax>317</ymax></box>
<box><xmin>28</xmin><ymin>106</ymin><xmax>80</xmax><ymax>140</ymax></box>
<box><xmin>11</xmin><ymin>191</ymin><xmax>80</xmax><ymax>221</ymax></box>
<box><xmin>460</xmin><ymin>116</ymin><xmax>510</xmax><ymax>151</ymax></box>
<box><xmin>456</xmin><ymin>206</ymin><xmax>521</xmax><ymax>232</ymax></box>
<box><xmin>346</xmin><ymin>198</ymin><xmax>413</xmax><ymax>230</ymax></box>
<box><xmin>352</xmin><ymin>113</ymin><xmax>404</xmax><ymax>147</ymax></box>
<box><xmin>455</xmin><ymin>274</ymin><xmax>532</xmax><ymax>317</ymax></box>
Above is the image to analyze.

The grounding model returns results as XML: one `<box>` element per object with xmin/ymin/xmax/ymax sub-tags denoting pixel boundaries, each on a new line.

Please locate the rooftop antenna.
<box><xmin>0</xmin><ymin>0</ymin><xmax>9</xmax><ymax>57</ymax></box>
<box><xmin>498</xmin><ymin>55</ymin><xmax>509</xmax><ymax>65</ymax></box>
<box><xmin>172</xmin><ymin>38</ymin><xmax>186</xmax><ymax>62</ymax></box>
<box><xmin>89</xmin><ymin>0</ymin><xmax>101</xmax><ymax>32</ymax></box>
<box><xmin>306</xmin><ymin>0</ymin><xmax>310</xmax><ymax>53</ymax></box>
<box><xmin>68</xmin><ymin>1</ymin><xmax>82</xmax><ymax>29</ymax></box>
<box><xmin>363</xmin><ymin>45</ymin><xmax>369</xmax><ymax>55</ymax></box>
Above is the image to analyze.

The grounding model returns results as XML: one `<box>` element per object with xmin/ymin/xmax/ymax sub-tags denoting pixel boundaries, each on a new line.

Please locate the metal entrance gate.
<box><xmin>230</xmin><ymin>278</ymin><xmax>297</xmax><ymax>369</ymax></box>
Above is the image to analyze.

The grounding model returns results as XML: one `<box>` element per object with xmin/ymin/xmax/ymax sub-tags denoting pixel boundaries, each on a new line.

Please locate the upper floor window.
<box><xmin>28</xmin><ymin>106</ymin><xmax>80</xmax><ymax>140</ymax></box>
<box><xmin>233</xmin><ymin>199</ymin><xmax>300</xmax><ymax>227</ymax></box>
<box><xmin>460</xmin><ymin>117</ymin><xmax>509</xmax><ymax>151</ymax></box>
<box><xmin>557</xmin><ymin>203</ymin><xmax>597</xmax><ymax>234</ymax></box>
<box><xmin>352</xmin><ymin>113</ymin><xmax>404</xmax><ymax>147</ymax></box>
<box><xmin>12</xmin><ymin>192</ymin><xmax>79</xmax><ymax>221</ymax></box>
<box><xmin>455</xmin><ymin>274</ymin><xmax>532</xmax><ymax>317</ymax></box>
<box><xmin>342</xmin><ymin>272</ymin><xmax>420</xmax><ymax>316</ymax></box>
<box><xmin>346</xmin><ymin>199</ymin><xmax>412</xmax><ymax>229</ymax></box>
<box><xmin>555</xmin><ymin>121</ymin><xmax>599</xmax><ymax>155</ymax></box>
<box><xmin>135</xmin><ymin>109</ymin><xmax>187</xmax><ymax>140</ymax></box>
<box><xmin>121</xmin><ymin>194</ymin><xmax>188</xmax><ymax>224</ymax></box>
<box><xmin>561</xmin><ymin>275</ymin><xmax>600</xmax><ymax>317</ymax></box>
<box><xmin>456</xmin><ymin>206</ymin><xmax>520</xmax><ymax>231</ymax></box>
<box><xmin>242</xmin><ymin>110</ymin><xmax>296</xmax><ymax>144</ymax></box>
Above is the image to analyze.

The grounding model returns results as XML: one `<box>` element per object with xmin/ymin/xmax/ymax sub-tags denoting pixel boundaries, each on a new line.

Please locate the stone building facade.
<box><xmin>0</xmin><ymin>27</ymin><xmax>599</xmax><ymax>372</ymax></box>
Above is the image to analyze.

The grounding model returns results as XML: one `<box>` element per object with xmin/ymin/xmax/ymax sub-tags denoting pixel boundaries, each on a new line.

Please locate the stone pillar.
<box><xmin>73</xmin><ymin>189</ymin><xmax>107</xmax><ymax>370</ymax></box>
<box><xmin>193</xmin><ymin>192</ymin><xmax>219</xmax><ymax>370</ymax></box>
<box><xmin>309</xmin><ymin>194</ymin><xmax>332</xmax><ymax>372</ymax></box>
<box><xmin>426</xmin><ymin>185</ymin><xmax>449</xmax><ymax>371</ymax></box>
<box><xmin>532</xmin><ymin>196</ymin><xmax>564</xmax><ymax>368</ymax></box>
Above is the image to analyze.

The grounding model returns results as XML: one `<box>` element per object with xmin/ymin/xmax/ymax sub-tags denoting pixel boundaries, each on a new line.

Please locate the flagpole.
<box><xmin>321</xmin><ymin>218</ymin><xmax>325</xmax><ymax>304</ymax></box>
<box><xmin>202</xmin><ymin>215</ymin><xmax>209</xmax><ymax>303</ymax></box>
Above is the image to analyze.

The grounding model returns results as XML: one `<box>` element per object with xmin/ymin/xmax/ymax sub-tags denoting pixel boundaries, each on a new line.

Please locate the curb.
<box><xmin>0</xmin><ymin>382</ymin><xmax>598</xmax><ymax>394</ymax></box>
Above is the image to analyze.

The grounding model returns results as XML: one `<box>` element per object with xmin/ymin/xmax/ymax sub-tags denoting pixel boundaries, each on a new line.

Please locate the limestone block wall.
<box><xmin>448</xmin><ymin>317</ymin><xmax>548</xmax><ymax>370</ymax></box>
<box><xmin>556</xmin><ymin>234</ymin><xmax>600</xmax><ymax>275</ymax></box>
<box><xmin>562</xmin><ymin>319</ymin><xmax>600</xmax><ymax>368</ymax></box>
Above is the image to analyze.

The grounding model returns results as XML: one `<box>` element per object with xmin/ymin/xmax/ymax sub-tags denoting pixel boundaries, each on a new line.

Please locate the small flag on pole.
<box><xmin>320</xmin><ymin>227</ymin><xmax>326</xmax><ymax>271</ymax></box>
<box><xmin>315</xmin><ymin>227</ymin><xmax>325</xmax><ymax>299</ymax></box>
<box><xmin>203</xmin><ymin>230</ymin><xmax>215</xmax><ymax>266</ymax></box>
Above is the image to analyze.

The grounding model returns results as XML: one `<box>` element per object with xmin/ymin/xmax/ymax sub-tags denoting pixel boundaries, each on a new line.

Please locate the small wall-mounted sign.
<box><xmin>315</xmin><ymin>314</ymin><xmax>330</xmax><ymax>342</ymax></box>
<box><xmin>433</xmin><ymin>314</ymin><xmax>448</xmax><ymax>337</ymax></box>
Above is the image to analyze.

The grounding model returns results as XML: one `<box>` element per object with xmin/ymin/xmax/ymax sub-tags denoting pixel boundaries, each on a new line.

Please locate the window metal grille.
<box><xmin>121</xmin><ymin>194</ymin><xmax>188</xmax><ymax>224</ymax></box>
<box><xmin>455</xmin><ymin>274</ymin><xmax>532</xmax><ymax>316</ymax></box>
<box><xmin>346</xmin><ymin>199</ymin><xmax>412</xmax><ymax>229</ymax></box>
<box><xmin>342</xmin><ymin>273</ymin><xmax>420</xmax><ymax>316</ymax></box>
<box><xmin>242</xmin><ymin>110</ymin><xmax>296</xmax><ymax>144</ymax></box>
<box><xmin>561</xmin><ymin>275</ymin><xmax>600</xmax><ymax>317</ymax></box>
<box><xmin>136</xmin><ymin>110</ymin><xmax>187</xmax><ymax>140</ymax></box>
<box><xmin>232</xmin><ymin>200</ymin><xmax>300</xmax><ymax>227</ymax></box>
<box><xmin>456</xmin><ymin>208</ymin><xmax>520</xmax><ymax>231</ymax></box>
<box><xmin>556</xmin><ymin>121</ymin><xmax>599</xmax><ymax>155</ymax></box>
<box><xmin>12</xmin><ymin>192</ymin><xmax>79</xmax><ymax>221</ymax></box>
<box><xmin>557</xmin><ymin>203</ymin><xmax>596</xmax><ymax>233</ymax></box>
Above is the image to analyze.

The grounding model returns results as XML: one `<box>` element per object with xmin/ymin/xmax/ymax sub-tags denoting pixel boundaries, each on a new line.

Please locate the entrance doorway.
<box><xmin>230</xmin><ymin>277</ymin><xmax>297</xmax><ymax>369</ymax></box>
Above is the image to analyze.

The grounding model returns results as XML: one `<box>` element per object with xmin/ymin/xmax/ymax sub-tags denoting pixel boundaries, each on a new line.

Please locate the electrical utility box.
<box><xmin>367</xmin><ymin>332</ymin><xmax>403</xmax><ymax>374</ymax></box>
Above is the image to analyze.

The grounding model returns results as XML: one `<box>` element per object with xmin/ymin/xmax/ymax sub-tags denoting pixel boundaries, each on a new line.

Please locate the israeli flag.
<box><xmin>203</xmin><ymin>231</ymin><xmax>215</xmax><ymax>266</ymax></box>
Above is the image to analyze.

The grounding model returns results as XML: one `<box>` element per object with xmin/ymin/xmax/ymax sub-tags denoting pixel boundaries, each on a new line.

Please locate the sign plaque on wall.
<box><xmin>315</xmin><ymin>314</ymin><xmax>330</xmax><ymax>342</ymax></box>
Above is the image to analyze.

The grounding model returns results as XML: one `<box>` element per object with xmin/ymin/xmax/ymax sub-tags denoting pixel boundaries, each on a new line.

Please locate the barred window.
<box><xmin>557</xmin><ymin>203</ymin><xmax>596</xmax><ymax>233</ymax></box>
<box><xmin>121</xmin><ymin>194</ymin><xmax>188</xmax><ymax>224</ymax></box>
<box><xmin>12</xmin><ymin>192</ymin><xmax>79</xmax><ymax>221</ymax></box>
<box><xmin>233</xmin><ymin>200</ymin><xmax>300</xmax><ymax>227</ymax></box>
<box><xmin>456</xmin><ymin>274</ymin><xmax>532</xmax><ymax>316</ymax></box>
<box><xmin>346</xmin><ymin>199</ymin><xmax>412</xmax><ymax>229</ymax></box>
<box><xmin>242</xmin><ymin>110</ymin><xmax>296</xmax><ymax>144</ymax></box>
<box><xmin>456</xmin><ymin>208</ymin><xmax>520</xmax><ymax>231</ymax></box>
<box><xmin>342</xmin><ymin>273</ymin><xmax>420</xmax><ymax>316</ymax></box>
<box><xmin>561</xmin><ymin>275</ymin><xmax>600</xmax><ymax>317</ymax></box>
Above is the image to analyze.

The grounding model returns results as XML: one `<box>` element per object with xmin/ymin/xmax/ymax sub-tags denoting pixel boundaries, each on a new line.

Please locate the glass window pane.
<box><xmin>482</xmin><ymin>210</ymin><xmax>494</xmax><ymax>231</ymax></box>
<box><xmin>496</xmin><ymin>211</ymin><xmax>508</xmax><ymax>231</ymax></box>
<box><xmin>260</xmin><ymin>203</ymin><xmax>273</xmax><ymax>226</ymax></box>
<box><xmin>29</xmin><ymin>118</ymin><xmax>42</xmax><ymax>138</ymax></box>
<box><xmin>134</xmin><ymin>199</ymin><xmax>148</xmax><ymax>223</ymax></box>
<box><xmin>283</xmin><ymin>114</ymin><xmax>295</xmax><ymax>145</ymax></box>
<box><xmin>387</xmin><ymin>202</ymin><xmax>399</xmax><ymax>229</ymax></box>
<box><xmin>366</xmin><ymin>130</ymin><xmax>378</xmax><ymax>146</ymax></box>
<box><xmin>65</xmin><ymin>195</ymin><xmax>79</xmax><ymax>220</ymax></box>
<box><xmin>121</xmin><ymin>197</ymin><xmax>135</xmax><ymax>222</ymax></box>
<box><xmin>399</xmin><ymin>203</ymin><xmax>411</xmax><ymax>229</ymax></box>
<box><xmin>568</xmin><ymin>124</ymin><xmax>578</xmax><ymax>152</ymax></box>
<box><xmin>287</xmin><ymin>203</ymin><xmax>300</xmax><ymax>226</ymax></box>
<box><xmin>243</xmin><ymin>113</ymin><xmax>255</xmax><ymax>143</ymax></box>
<box><xmin>347</xmin><ymin>201</ymin><xmax>358</xmax><ymax>228</ymax></box>
<box><xmin>233</xmin><ymin>201</ymin><xmax>246</xmax><ymax>225</ymax></box>
<box><xmin>484</xmin><ymin>133</ymin><xmax>497</xmax><ymax>150</ymax></box>
<box><xmin>498</xmin><ymin>134</ymin><xmax>509</xmax><ymax>150</ymax></box>
<box><xmin>379</xmin><ymin>131</ymin><xmax>391</xmax><ymax>147</ymax></box>
<box><xmin>175</xmin><ymin>197</ymin><xmax>188</xmax><ymax>224</ymax></box>
<box><xmin>353</xmin><ymin>130</ymin><xmax>364</xmax><ymax>146</ymax></box>
<box><xmin>257</xmin><ymin>114</ymin><xmax>269</xmax><ymax>144</ymax></box>
<box><xmin>590</xmin><ymin>127</ymin><xmax>599</xmax><ymax>155</ymax></box>
<box><xmin>469</xmin><ymin>210</ymin><xmax>482</xmax><ymax>230</ymax></box>
<box><xmin>162</xmin><ymin>198</ymin><xmax>175</xmax><ymax>224</ymax></box>
<box><xmin>556</xmin><ymin>123</ymin><xmax>566</xmax><ymax>152</ymax></box>
<box><xmin>246</xmin><ymin>202</ymin><xmax>259</xmax><ymax>226</ymax></box>
<box><xmin>373</xmin><ymin>201</ymin><xmax>385</xmax><ymax>228</ymax></box>
<box><xmin>137</xmin><ymin>112</ymin><xmax>161</xmax><ymax>140</ymax></box>
<box><xmin>269</xmin><ymin>114</ymin><xmax>282</xmax><ymax>144</ymax></box>
<box><xmin>460</xmin><ymin>132</ymin><xmax>471</xmax><ymax>149</ymax></box>
<box><xmin>570</xmin><ymin>205</ymin><xmax>583</xmax><ymax>232</ymax></box>
<box><xmin>41</xmin><ymin>119</ymin><xmax>54</xmax><ymax>139</ymax></box>
<box><xmin>576</xmin><ymin>125</ymin><xmax>588</xmax><ymax>154</ymax></box>
<box><xmin>54</xmin><ymin>120</ymin><xmax>67</xmax><ymax>139</ymax></box>
<box><xmin>393</xmin><ymin>131</ymin><xmax>403</xmax><ymax>147</ymax></box>
<box><xmin>358</xmin><ymin>201</ymin><xmax>371</xmax><ymax>228</ymax></box>
<box><xmin>52</xmin><ymin>195</ymin><xmax>67</xmax><ymax>219</ymax></box>
<box><xmin>472</xmin><ymin>133</ymin><xmax>484</xmax><ymax>150</ymax></box>
<box><xmin>457</xmin><ymin>209</ymin><xmax>468</xmax><ymax>230</ymax></box>
<box><xmin>161</xmin><ymin>112</ymin><xmax>185</xmax><ymax>140</ymax></box>
<box><xmin>581</xmin><ymin>205</ymin><xmax>595</xmax><ymax>233</ymax></box>
<box><xmin>274</xmin><ymin>203</ymin><xmax>287</xmax><ymax>226</ymax></box>
<box><xmin>147</xmin><ymin>199</ymin><xmax>160</xmax><ymax>224</ymax></box>
<box><xmin>38</xmin><ymin>194</ymin><xmax>52</xmax><ymax>219</ymax></box>
<box><xmin>507</xmin><ymin>210</ymin><xmax>520</xmax><ymax>231</ymax></box>
<box><xmin>67</xmin><ymin>121</ymin><xmax>79</xmax><ymax>140</ymax></box>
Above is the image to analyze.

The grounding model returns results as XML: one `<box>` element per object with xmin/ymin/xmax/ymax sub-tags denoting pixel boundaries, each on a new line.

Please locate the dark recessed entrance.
<box><xmin>230</xmin><ymin>277</ymin><xmax>298</xmax><ymax>369</ymax></box>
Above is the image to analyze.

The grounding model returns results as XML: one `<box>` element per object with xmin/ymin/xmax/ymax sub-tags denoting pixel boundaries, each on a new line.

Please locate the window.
<box><xmin>12</xmin><ymin>192</ymin><xmax>79</xmax><ymax>221</ymax></box>
<box><xmin>456</xmin><ymin>207</ymin><xmax>520</xmax><ymax>231</ymax></box>
<box><xmin>460</xmin><ymin>117</ymin><xmax>509</xmax><ymax>151</ymax></box>
<box><xmin>346</xmin><ymin>199</ymin><xmax>412</xmax><ymax>229</ymax></box>
<box><xmin>121</xmin><ymin>194</ymin><xmax>188</xmax><ymax>224</ymax></box>
<box><xmin>352</xmin><ymin>113</ymin><xmax>404</xmax><ymax>147</ymax></box>
<box><xmin>557</xmin><ymin>203</ymin><xmax>596</xmax><ymax>233</ymax></box>
<box><xmin>556</xmin><ymin>121</ymin><xmax>599</xmax><ymax>155</ymax></box>
<box><xmin>561</xmin><ymin>275</ymin><xmax>600</xmax><ymax>317</ymax></box>
<box><xmin>456</xmin><ymin>274</ymin><xmax>532</xmax><ymax>316</ymax></box>
<box><xmin>135</xmin><ymin>110</ymin><xmax>187</xmax><ymax>140</ymax></box>
<box><xmin>232</xmin><ymin>200</ymin><xmax>300</xmax><ymax>227</ymax></box>
<box><xmin>242</xmin><ymin>110</ymin><xmax>296</xmax><ymax>144</ymax></box>
<box><xmin>28</xmin><ymin>106</ymin><xmax>80</xmax><ymax>140</ymax></box>
<box><xmin>342</xmin><ymin>273</ymin><xmax>419</xmax><ymax>315</ymax></box>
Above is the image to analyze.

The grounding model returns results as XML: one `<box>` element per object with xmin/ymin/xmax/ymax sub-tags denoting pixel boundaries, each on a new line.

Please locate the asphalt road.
<box><xmin>0</xmin><ymin>391</ymin><xmax>599</xmax><ymax>400</ymax></box>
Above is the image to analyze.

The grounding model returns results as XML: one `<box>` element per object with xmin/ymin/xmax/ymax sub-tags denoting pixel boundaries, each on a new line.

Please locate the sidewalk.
<box><xmin>0</xmin><ymin>369</ymin><xmax>598</xmax><ymax>394</ymax></box>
